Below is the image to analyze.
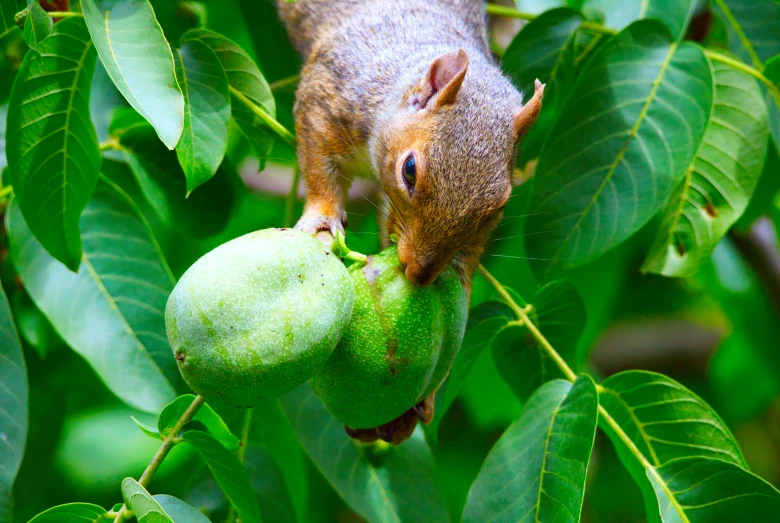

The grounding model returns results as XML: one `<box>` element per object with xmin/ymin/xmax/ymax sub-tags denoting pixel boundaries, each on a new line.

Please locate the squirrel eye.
<box><xmin>402</xmin><ymin>154</ymin><xmax>416</xmax><ymax>192</ymax></box>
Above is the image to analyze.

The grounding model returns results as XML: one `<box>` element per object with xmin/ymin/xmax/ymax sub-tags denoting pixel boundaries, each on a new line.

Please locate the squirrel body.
<box><xmin>278</xmin><ymin>0</ymin><xmax>543</xmax><ymax>443</ymax></box>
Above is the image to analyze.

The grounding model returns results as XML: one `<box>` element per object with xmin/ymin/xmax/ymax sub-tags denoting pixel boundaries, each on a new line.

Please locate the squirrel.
<box><xmin>278</xmin><ymin>0</ymin><xmax>544</xmax><ymax>445</ymax></box>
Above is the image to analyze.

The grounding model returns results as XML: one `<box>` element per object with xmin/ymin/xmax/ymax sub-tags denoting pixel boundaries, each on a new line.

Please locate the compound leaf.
<box><xmin>526</xmin><ymin>21</ymin><xmax>712</xmax><ymax>278</ymax></box>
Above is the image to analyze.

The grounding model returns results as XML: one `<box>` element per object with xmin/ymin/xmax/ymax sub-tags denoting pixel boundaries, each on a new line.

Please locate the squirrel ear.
<box><xmin>412</xmin><ymin>49</ymin><xmax>469</xmax><ymax>110</ymax></box>
<box><xmin>514</xmin><ymin>79</ymin><xmax>545</xmax><ymax>139</ymax></box>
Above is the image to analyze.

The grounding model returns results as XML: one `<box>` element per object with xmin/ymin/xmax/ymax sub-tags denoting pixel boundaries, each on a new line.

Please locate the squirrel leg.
<box><xmin>295</xmin><ymin>153</ymin><xmax>348</xmax><ymax>237</ymax></box>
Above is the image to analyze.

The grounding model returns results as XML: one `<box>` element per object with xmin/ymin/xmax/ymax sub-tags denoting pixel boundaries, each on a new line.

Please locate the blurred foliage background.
<box><xmin>1</xmin><ymin>0</ymin><xmax>780</xmax><ymax>522</ymax></box>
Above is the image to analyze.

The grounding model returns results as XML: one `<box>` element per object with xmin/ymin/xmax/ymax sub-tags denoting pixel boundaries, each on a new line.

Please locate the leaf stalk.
<box><xmin>229</xmin><ymin>85</ymin><xmax>297</xmax><ymax>146</ymax></box>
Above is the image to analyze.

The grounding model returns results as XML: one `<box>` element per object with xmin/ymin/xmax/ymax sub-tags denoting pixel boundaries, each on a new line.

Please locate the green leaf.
<box><xmin>582</xmin><ymin>0</ymin><xmax>696</xmax><ymax>39</ymax></box>
<box><xmin>650</xmin><ymin>457</ymin><xmax>780</xmax><ymax>522</ymax></box>
<box><xmin>426</xmin><ymin>301</ymin><xmax>514</xmax><ymax>439</ymax></box>
<box><xmin>0</xmin><ymin>0</ymin><xmax>24</xmax><ymax>38</ymax></box>
<box><xmin>599</xmin><ymin>370</ymin><xmax>747</xmax><ymax>523</ymax></box>
<box><xmin>463</xmin><ymin>376</ymin><xmax>598</xmax><ymax>522</ymax></box>
<box><xmin>173</xmin><ymin>39</ymin><xmax>230</xmax><ymax>193</ymax></box>
<box><xmin>81</xmin><ymin>0</ymin><xmax>184</xmax><ymax>149</ymax></box>
<box><xmin>158</xmin><ymin>395</ymin><xmax>239</xmax><ymax>451</ymax></box>
<box><xmin>281</xmin><ymin>384</ymin><xmax>449</xmax><ymax>523</ymax></box>
<box><xmin>642</xmin><ymin>58</ymin><xmax>769</xmax><ymax>276</ymax></box>
<box><xmin>132</xmin><ymin>416</ymin><xmax>161</xmax><ymax>439</ymax></box>
<box><xmin>502</xmin><ymin>8</ymin><xmax>582</xmax><ymax>161</ymax></box>
<box><xmin>764</xmin><ymin>55</ymin><xmax>780</xmax><ymax>149</ymax></box>
<box><xmin>526</xmin><ymin>21</ymin><xmax>712</xmax><ymax>277</ymax></box>
<box><xmin>182</xmin><ymin>430</ymin><xmax>262</xmax><ymax>523</ymax></box>
<box><xmin>712</xmin><ymin>0</ymin><xmax>780</xmax><ymax>69</ymax></box>
<box><xmin>6</xmin><ymin>17</ymin><xmax>100</xmax><ymax>272</ymax></box>
<box><xmin>7</xmin><ymin>180</ymin><xmax>178</xmax><ymax>413</ymax></box>
<box><xmin>252</xmin><ymin>400</ymin><xmax>308</xmax><ymax>522</ymax></box>
<box><xmin>154</xmin><ymin>495</ymin><xmax>210</xmax><ymax>523</ymax></box>
<box><xmin>182</xmin><ymin>29</ymin><xmax>276</xmax><ymax>162</ymax></box>
<box><xmin>122</xmin><ymin>478</ymin><xmax>174</xmax><ymax>523</ymax></box>
<box><xmin>245</xmin><ymin>446</ymin><xmax>297</xmax><ymax>523</ymax></box>
<box><xmin>111</xmin><ymin>108</ymin><xmax>234</xmax><ymax>239</ymax></box>
<box><xmin>27</xmin><ymin>503</ymin><xmax>108</xmax><ymax>522</ymax></box>
<box><xmin>23</xmin><ymin>1</ymin><xmax>52</xmax><ymax>53</ymax></box>
<box><xmin>493</xmin><ymin>281</ymin><xmax>586</xmax><ymax>401</ymax></box>
<box><xmin>601</xmin><ymin>370</ymin><xmax>746</xmax><ymax>468</ymax></box>
<box><xmin>0</xmin><ymin>286</ymin><xmax>27</xmax><ymax>521</ymax></box>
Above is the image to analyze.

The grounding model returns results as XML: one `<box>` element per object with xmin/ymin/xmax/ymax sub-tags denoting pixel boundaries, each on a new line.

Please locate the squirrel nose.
<box><xmin>405</xmin><ymin>259</ymin><xmax>438</xmax><ymax>286</ymax></box>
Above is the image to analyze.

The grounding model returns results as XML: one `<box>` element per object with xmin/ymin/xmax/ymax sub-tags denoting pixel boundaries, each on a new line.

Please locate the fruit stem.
<box><xmin>331</xmin><ymin>231</ymin><xmax>368</xmax><ymax>264</ymax></box>
<box><xmin>112</xmin><ymin>395</ymin><xmax>206</xmax><ymax>523</ymax></box>
<box><xmin>477</xmin><ymin>265</ymin><xmax>577</xmax><ymax>382</ymax></box>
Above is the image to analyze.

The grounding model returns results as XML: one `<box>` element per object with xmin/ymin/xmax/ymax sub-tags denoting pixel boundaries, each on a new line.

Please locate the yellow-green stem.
<box><xmin>477</xmin><ymin>265</ymin><xmax>685</xmax><ymax>512</ymax></box>
<box><xmin>113</xmin><ymin>395</ymin><xmax>206</xmax><ymax>523</ymax></box>
<box><xmin>270</xmin><ymin>74</ymin><xmax>300</xmax><ymax>92</ymax></box>
<box><xmin>706</xmin><ymin>50</ymin><xmax>780</xmax><ymax>103</ymax></box>
<box><xmin>485</xmin><ymin>4</ymin><xmax>616</xmax><ymax>35</ymax></box>
<box><xmin>47</xmin><ymin>11</ymin><xmax>82</xmax><ymax>18</ymax></box>
<box><xmin>0</xmin><ymin>186</ymin><xmax>14</xmax><ymax>200</ymax></box>
<box><xmin>229</xmin><ymin>85</ymin><xmax>297</xmax><ymax>146</ymax></box>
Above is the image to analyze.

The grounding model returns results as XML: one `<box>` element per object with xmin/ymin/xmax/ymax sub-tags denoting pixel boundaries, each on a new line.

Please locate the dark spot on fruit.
<box><xmin>229</xmin><ymin>325</ymin><xmax>233</xmax><ymax>329</ymax></box>
<box><xmin>279</xmin><ymin>228</ymin><xmax>289</xmax><ymax>231</ymax></box>
<box><xmin>298</xmin><ymin>274</ymin><xmax>305</xmax><ymax>282</ymax></box>
<box><xmin>175</xmin><ymin>352</ymin><xmax>186</xmax><ymax>362</ymax></box>
<box><xmin>216</xmin><ymin>391</ymin><xmax>222</xmax><ymax>396</ymax></box>
<box><xmin>704</xmin><ymin>202</ymin><xmax>718</xmax><ymax>218</ymax></box>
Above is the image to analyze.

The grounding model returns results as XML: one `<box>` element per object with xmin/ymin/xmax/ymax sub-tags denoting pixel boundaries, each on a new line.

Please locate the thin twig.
<box><xmin>485</xmin><ymin>4</ymin><xmax>616</xmax><ymax>35</ymax></box>
<box><xmin>270</xmin><ymin>74</ymin><xmax>300</xmax><ymax>92</ymax></box>
<box><xmin>113</xmin><ymin>395</ymin><xmax>206</xmax><ymax>523</ymax></box>
<box><xmin>476</xmin><ymin>264</ymin><xmax>683</xmax><ymax>504</ymax></box>
<box><xmin>706</xmin><ymin>50</ymin><xmax>780</xmax><ymax>103</ymax></box>
<box><xmin>45</xmin><ymin>11</ymin><xmax>82</xmax><ymax>18</ymax></box>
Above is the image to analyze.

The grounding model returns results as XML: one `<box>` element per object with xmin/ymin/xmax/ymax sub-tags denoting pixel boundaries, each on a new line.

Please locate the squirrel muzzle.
<box><xmin>398</xmin><ymin>242</ymin><xmax>452</xmax><ymax>286</ymax></box>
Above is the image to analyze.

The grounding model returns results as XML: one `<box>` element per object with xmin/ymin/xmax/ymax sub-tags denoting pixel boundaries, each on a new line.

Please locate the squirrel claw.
<box><xmin>294</xmin><ymin>213</ymin><xmax>346</xmax><ymax>237</ymax></box>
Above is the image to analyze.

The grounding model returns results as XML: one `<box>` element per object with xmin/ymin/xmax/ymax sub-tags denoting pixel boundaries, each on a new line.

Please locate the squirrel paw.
<box><xmin>294</xmin><ymin>212</ymin><xmax>346</xmax><ymax>237</ymax></box>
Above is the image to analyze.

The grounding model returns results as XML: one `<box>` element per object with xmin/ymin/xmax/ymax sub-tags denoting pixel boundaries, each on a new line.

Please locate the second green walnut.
<box><xmin>310</xmin><ymin>245</ymin><xmax>468</xmax><ymax>429</ymax></box>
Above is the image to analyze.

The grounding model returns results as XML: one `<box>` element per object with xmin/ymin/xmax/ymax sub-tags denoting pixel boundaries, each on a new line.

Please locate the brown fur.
<box><xmin>278</xmin><ymin>0</ymin><xmax>544</xmax><ymax>444</ymax></box>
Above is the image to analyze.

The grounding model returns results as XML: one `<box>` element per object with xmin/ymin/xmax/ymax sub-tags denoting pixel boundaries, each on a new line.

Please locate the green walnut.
<box><xmin>310</xmin><ymin>246</ymin><xmax>468</xmax><ymax>429</ymax></box>
<box><xmin>165</xmin><ymin>228</ymin><xmax>354</xmax><ymax>408</ymax></box>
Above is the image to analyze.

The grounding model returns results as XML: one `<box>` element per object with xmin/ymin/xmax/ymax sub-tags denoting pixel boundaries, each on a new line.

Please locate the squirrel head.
<box><xmin>371</xmin><ymin>48</ymin><xmax>544</xmax><ymax>286</ymax></box>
